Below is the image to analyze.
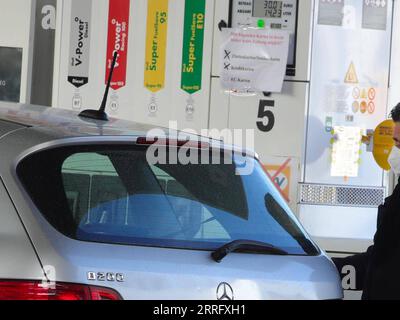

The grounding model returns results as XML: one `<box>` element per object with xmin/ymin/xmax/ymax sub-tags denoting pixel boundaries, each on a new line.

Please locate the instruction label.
<box><xmin>331</xmin><ymin>126</ymin><xmax>363</xmax><ymax>178</ymax></box>
<box><xmin>220</xmin><ymin>28</ymin><xmax>289</xmax><ymax>93</ymax></box>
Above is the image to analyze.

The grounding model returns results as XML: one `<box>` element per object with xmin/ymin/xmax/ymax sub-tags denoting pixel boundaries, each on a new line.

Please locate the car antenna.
<box><xmin>78</xmin><ymin>51</ymin><xmax>118</xmax><ymax>121</ymax></box>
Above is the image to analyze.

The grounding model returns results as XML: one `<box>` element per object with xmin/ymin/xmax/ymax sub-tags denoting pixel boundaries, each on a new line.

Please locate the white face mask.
<box><xmin>388</xmin><ymin>146</ymin><xmax>400</xmax><ymax>175</ymax></box>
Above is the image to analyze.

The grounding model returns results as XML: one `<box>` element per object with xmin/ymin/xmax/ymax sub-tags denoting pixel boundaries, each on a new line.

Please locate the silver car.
<box><xmin>0</xmin><ymin>102</ymin><xmax>342</xmax><ymax>300</ymax></box>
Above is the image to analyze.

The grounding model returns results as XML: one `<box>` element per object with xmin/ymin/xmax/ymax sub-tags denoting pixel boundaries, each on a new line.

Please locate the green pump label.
<box><xmin>181</xmin><ymin>0</ymin><xmax>206</xmax><ymax>94</ymax></box>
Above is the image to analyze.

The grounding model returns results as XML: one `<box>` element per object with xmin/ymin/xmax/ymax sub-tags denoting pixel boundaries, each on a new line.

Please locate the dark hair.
<box><xmin>391</xmin><ymin>103</ymin><xmax>400</xmax><ymax>122</ymax></box>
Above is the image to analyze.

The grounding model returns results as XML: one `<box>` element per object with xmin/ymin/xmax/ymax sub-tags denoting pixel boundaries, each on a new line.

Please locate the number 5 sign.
<box><xmin>257</xmin><ymin>100</ymin><xmax>275</xmax><ymax>132</ymax></box>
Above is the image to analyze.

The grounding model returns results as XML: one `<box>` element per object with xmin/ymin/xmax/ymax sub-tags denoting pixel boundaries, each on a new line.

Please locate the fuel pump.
<box><xmin>210</xmin><ymin>0</ymin><xmax>313</xmax><ymax>213</ymax></box>
<box><xmin>211</xmin><ymin>0</ymin><xmax>395</xmax><ymax>258</ymax></box>
<box><xmin>300</xmin><ymin>0</ymin><xmax>393</xmax><ymax>255</ymax></box>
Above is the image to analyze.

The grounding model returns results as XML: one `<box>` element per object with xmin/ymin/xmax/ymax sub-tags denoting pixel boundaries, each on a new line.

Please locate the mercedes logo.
<box><xmin>216</xmin><ymin>282</ymin><xmax>234</xmax><ymax>301</ymax></box>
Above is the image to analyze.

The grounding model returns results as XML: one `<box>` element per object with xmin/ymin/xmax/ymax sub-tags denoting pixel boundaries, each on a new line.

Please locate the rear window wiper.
<box><xmin>211</xmin><ymin>239</ymin><xmax>289</xmax><ymax>263</ymax></box>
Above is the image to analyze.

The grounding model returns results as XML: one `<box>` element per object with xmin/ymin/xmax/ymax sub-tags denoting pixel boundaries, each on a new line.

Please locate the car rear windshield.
<box><xmin>16</xmin><ymin>144</ymin><xmax>318</xmax><ymax>255</ymax></box>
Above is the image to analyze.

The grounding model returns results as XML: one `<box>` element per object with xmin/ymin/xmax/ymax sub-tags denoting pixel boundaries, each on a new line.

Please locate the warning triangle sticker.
<box><xmin>344</xmin><ymin>62</ymin><xmax>359</xmax><ymax>84</ymax></box>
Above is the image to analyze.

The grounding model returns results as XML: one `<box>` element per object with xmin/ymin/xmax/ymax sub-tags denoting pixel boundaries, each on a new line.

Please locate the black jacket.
<box><xmin>333</xmin><ymin>178</ymin><xmax>400</xmax><ymax>300</ymax></box>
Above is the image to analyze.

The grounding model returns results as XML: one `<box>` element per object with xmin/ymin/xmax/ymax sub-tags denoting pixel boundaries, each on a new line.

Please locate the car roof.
<box><xmin>0</xmin><ymin>102</ymin><xmax>171</xmax><ymax>137</ymax></box>
<box><xmin>0</xmin><ymin>102</ymin><xmax>257</xmax><ymax>159</ymax></box>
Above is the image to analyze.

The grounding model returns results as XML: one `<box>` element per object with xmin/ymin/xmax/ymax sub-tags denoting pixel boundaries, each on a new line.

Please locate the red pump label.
<box><xmin>105</xmin><ymin>0</ymin><xmax>130</xmax><ymax>90</ymax></box>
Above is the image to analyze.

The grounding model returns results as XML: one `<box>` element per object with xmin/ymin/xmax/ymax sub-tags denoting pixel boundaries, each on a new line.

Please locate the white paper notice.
<box><xmin>220</xmin><ymin>28</ymin><xmax>289</xmax><ymax>93</ymax></box>
<box><xmin>331</xmin><ymin>126</ymin><xmax>362</xmax><ymax>177</ymax></box>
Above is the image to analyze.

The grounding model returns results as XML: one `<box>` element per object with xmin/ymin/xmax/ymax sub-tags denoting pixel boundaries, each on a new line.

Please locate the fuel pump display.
<box><xmin>253</xmin><ymin>1</ymin><xmax>283</xmax><ymax>18</ymax></box>
<box><xmin>230</xmin><ymin>0</ymin><xmax>298</xmax><ymax>74</ymax></box>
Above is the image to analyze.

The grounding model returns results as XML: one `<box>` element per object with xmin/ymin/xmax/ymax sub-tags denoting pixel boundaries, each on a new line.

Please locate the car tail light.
<box><xmin>0</xmin><ymin>281</ymin><xmax>122</xmax><ymax>300</ymax></box>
